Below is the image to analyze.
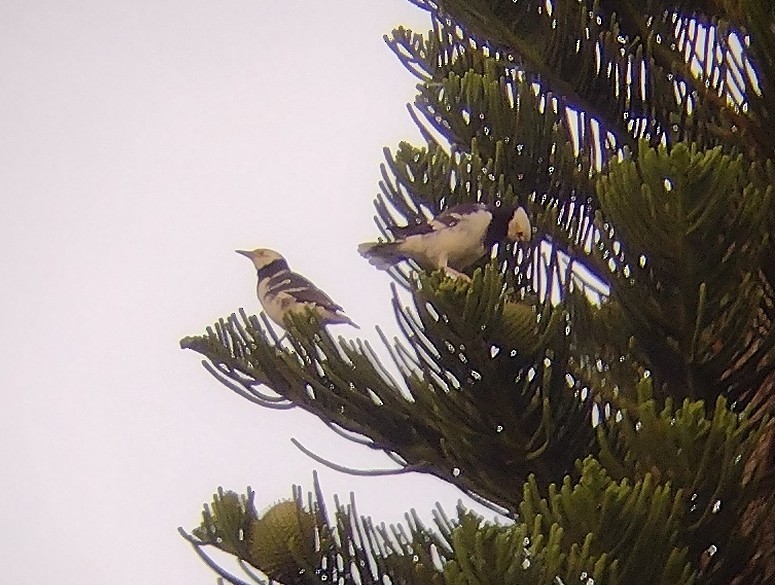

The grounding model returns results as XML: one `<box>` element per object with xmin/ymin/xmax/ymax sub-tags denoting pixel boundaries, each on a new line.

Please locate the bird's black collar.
<box><xmin>256</xmin><ymin>258</ymin><xmax>289</xmax><ymax>279</ymax></box>
<box><xmin>485</xmin><ymin>205</ymin><xmax>516</xmax><ymax>246</ymax></box>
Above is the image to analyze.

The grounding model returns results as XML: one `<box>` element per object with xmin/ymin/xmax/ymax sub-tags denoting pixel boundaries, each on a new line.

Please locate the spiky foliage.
<box><xmin>181</xmin><ymin>395</ymin><xmax>767</xmax><ymax>585</ymax></box>
<box><xmin>181</xmin><ymin>0</ymin><xmax>775</xmax><ymax>583</ymax></box>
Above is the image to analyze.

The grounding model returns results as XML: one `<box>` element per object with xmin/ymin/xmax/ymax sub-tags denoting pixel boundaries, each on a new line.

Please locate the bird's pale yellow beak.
<box><xmin>235</xmin><ymin>249</ymin><xmax>253</xmax><ymax>258</ymax></box>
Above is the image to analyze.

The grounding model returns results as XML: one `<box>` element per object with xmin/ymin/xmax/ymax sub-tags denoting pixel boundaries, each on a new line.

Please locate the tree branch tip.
<box><xmin>179</xmin><ymin>336</ymin><xmax>200</xmax><ymax>350</ymax></box>
<box><xmin>290</xmin><ymin>437</ymin><xmax>412</xmax><ymax>477</ymax></box>
<box><xmin>177</xmin><ymin>527</ymin><xmax>201</xmax><ymax>544</ymax></box>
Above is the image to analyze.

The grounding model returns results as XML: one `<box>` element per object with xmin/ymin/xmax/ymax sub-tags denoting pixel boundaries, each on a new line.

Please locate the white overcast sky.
<box><xmin>0</xmin><ymin>2</ymin><xmax>494</xmax><ymax>584</ymax></box>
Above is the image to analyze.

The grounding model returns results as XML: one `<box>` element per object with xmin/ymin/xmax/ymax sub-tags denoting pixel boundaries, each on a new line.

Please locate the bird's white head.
<box><xmin>507</xmin><ymin>207</ymin><xmax>532</xmax><ymax>242</ymax></box>
<box><xmin>235</xmin><ymin>248</ymin><xmax>286</xmax><ymax>270</ymax></box>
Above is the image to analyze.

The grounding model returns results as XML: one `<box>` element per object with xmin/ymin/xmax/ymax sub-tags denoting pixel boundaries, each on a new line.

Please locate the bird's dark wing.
<box><xmin>291</xmin><ymin>287</ymin><xmax>344</xmax><ymax>311</ymax></box>
<box><xmin>270</xmin><ymin>273</ymin><xmax>343</xmax><ymax>311</ymax></box>
<box><xmin>388</xmin><ymin>221</ymin><xmax>435</xmax><ymax>238</ymax></box>
<box><xmin>431</xmin><ymin>202</ymin><xmax>488</xmax><ymax>229</ymax></box>
<box><xmin>388</xmin><ymin>203</ymin><xmax>487</xmax><ymax>238</ymax></box>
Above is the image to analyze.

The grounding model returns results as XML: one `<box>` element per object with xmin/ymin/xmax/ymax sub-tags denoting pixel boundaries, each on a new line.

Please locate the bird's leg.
<box><xmin>443</xmin><ymin>265</ymin><xmax>472</xmax><ymax>282</ymax></box>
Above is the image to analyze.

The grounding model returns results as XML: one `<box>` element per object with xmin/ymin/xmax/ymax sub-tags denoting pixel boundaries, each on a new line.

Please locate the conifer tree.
<box><xmin>180</xmin><ymin>1</ymin><xmax>775</xmax><ymax>583</ymax></box>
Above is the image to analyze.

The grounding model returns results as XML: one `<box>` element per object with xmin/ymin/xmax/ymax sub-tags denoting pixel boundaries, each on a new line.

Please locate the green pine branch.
<box><xmin>182</xmin><ymin>390</ymin><xmax>770</xmax><ymax>584</ymax></box>
<box><xmin>181</xmin><ymin>0</ymin><xmax>775</xmax><ymax>582</ymax></box>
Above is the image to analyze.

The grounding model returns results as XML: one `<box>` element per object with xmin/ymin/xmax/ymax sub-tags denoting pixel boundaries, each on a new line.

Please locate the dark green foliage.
<box><xmin>181</xmin><ymin>393</ymin><xmax>769</xmax><ymax>584</ymax></box>
<box><xmin>181</xmin><ymin>265</ymin><xmax>598</xmax><ymax>512</ymax></box>
<box><xmin>181</xmin><ymin>0</ymin><xmax>775</xmax><ymax>583</ymax></box>
<box><xmin>182</xmin><ymin>478</ymin><xmax>450</xmax><ymax>585</ymax></box>
<box><xmin>595</xmin><ymin>142</ymin><xmax>774</xmax><ymax>400</ymax></box>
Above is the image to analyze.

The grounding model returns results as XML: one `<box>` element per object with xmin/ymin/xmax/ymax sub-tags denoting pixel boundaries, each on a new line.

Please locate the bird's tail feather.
<box><xmin>357</xmin><ymin>241</ymin><xmax>403</xmax><ymax>270</ymax></box>
<box><xmin>336</xmin><ymin>314</ymin><xmax>360</xmax><ymax>329</ymax></box>
<box><xmin>321</xmin><ymin>310</ymin><xmax>359</xmax><ymax>329</ymax></box>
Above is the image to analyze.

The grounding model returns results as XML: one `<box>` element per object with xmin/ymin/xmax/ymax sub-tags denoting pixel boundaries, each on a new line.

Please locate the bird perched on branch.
<box><xmin>358</xmin><ymin>202</ymin><xmax>531</xmax><ymax>278</ymax></box>
<box><xmin>236</xmin><ymin>248</ymin><xmax>358</xmax><ymax>329</ymax></box>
